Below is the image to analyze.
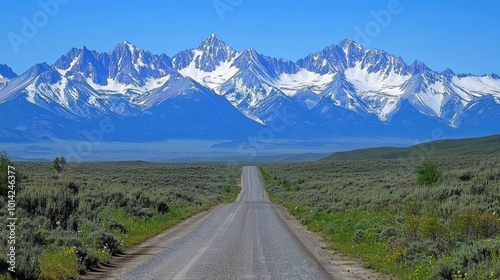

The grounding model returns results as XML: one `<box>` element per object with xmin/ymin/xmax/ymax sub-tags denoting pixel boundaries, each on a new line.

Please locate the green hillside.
<box><xmin>323</xmin><ymin>134</ymin><xmax>500</xmax><ymax>160</ymax></box>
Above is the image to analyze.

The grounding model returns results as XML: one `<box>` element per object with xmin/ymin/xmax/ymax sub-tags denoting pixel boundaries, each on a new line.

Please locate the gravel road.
<box><xmin>83</xmin><ymin>166</ymin><xmax>390</xmax><ymax>280</ymax></box>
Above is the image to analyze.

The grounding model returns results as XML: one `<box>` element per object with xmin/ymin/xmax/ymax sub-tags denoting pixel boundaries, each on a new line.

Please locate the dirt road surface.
<box><xmin>82</xmin><ymin>166</ymin><xmax>391</xmax><ymax>280</ymax></box>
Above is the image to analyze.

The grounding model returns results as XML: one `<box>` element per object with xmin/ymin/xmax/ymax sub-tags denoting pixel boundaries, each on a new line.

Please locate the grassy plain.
<box><xmin>0</xmin><ymin>161</ymin><xmax>239</xmax><ymax>279</ymax></box>
<box><xmin>261</xmin><ymin>136</ymin><xmax>500</xmax><ymax>279</ymax></box>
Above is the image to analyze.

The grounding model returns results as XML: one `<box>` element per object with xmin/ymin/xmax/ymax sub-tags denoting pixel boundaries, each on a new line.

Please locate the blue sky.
<box><xmin>1</xmin><ymin>0</ymin><xmax>499</xmax><ymax>75</ymax></box>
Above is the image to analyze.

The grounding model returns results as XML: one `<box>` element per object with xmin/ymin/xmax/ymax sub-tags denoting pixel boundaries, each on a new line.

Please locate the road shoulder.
<box><xmin>79</xmin><ymin>204</ymin><xmax>224</xmax><ymax>280</ymax></box>
<box><xmin>272</xmin><ymin>204</ymin><xmax>396</xmax><ymax>279</ymax></box>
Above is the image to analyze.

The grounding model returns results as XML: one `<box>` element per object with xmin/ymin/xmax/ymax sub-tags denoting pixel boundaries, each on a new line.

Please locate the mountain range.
<box><xmin>1</xmin><ymin>34</ymin><xmax>499</xmax><ymax>142</ymax></box>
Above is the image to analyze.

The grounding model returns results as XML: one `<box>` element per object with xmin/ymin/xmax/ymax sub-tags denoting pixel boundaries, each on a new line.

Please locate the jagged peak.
<box><xmin>200</xmin><ymin>34</ymin><xmax>223</xmax><ymax>45</ymax></box>
<box><xmin>339</xmin><ymin>38</ymin><xmax>364</xmax><ymax>50</ymax></box>
<box><xmin>242</xmin><ymin>48</ymin><xmax>258</xmax><ymax>54</ymax></box>
<box><xmin>76</xmin><ymin>45</ymin><xmax>101</xmax><ymax>59</ymax></box>
<box><xmin>207</xmin><ymin>33</ymin><xmax>219</xmax><ymax>40</ymax></box>
<box><xmin>33</xmin><ymin>62</ymin><xmax>51</xmax><ymax>68</ymax></box>
<box><xmin>410</xmin><ymin>60</ymin><xmax>427</xmax><ymax>67</ymax></box>
<box><xmin>115</xmin><ymin>40</ymin><xmax>142</xmax><ymax>54</ymax></box>
<box><xmin>441</xmin><ymin>68</ymin><xmax>456</xmax><ymax>79</ymax></box>
<box><xmin>443</xmin><ymin>68</ymin><xmax>455</xmax><ymax>74</ymax></box>
<box><xmin>0</xmin><ymin>64</ymin><xmax>18</xmax><ymax>79</ymax></box>
<box><xmin>408</xmin><ymin>60</ymin><xmax>430</xmax><ymax>74</ymax></box>
<box><xmin>77</xmin><ymin>45</ymin><xmax>99</xmax><ymax>57</ymax></box>
<box><xmin>21</xmin><ymin>62</ymin><xmax>52</xmax><ymax>77</ymax></box>
<box><xmin>198</xmin><ymin>34</ymin><xmax>233</xmax><ymax>54</ymax></box>
<box><xmin>238</xmin><ymin>48</ymin><xmax>264</xmax><ymax>62</ymax></box>
<box><xmin>366</xmin><ymin>47</ymin><xmax>388</xmax><ymax>55</ymax></box>
<box><xmin>320</xmin><ymin>43</ymin><xmax>343</xmax><ymax>53</ymax></box>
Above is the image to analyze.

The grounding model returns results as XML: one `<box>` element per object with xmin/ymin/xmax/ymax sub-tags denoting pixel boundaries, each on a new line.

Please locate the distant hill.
<box><xmin>323</xmin><ymin>134</ymin><xmax>500</xmax><ymax>160</ymax></box>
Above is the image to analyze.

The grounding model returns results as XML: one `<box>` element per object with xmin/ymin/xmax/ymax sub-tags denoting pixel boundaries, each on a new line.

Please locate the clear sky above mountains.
<box><xmin>1</xmin><ymin>0</ymin><xmax>499</xmax><ymax>75</ymax></box>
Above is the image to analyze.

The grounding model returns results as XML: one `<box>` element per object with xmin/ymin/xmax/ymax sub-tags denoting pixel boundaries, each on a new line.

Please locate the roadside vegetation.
<box><xmin>0</xmin><ymin>156</ymin><xmax>239</xmax><ymax>279</ymax></box>
<box><xmin>261</xmin><ymin>154</ymin><xmax>500</xmax><ymax>279</ymax></box>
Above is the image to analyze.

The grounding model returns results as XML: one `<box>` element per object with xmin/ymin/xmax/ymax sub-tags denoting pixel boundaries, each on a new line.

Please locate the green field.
<box><xmin>323</xmin><ymin>134</ymin><xmax>500</xmax><ymax>161</ymax></box>
<box><xmin>0</xmin><ymin>159</ymin><xmax>240</xmax><ymax>279</ymax></box>
<box><xmin>261</xmin><ymin>136</ymin><xmax>500</xmax><ymax>279</ymax></box>
<box><xmin>1</xmin><ymin>135</ymin><xmax>499</xmax><ymax>279</ymax></box>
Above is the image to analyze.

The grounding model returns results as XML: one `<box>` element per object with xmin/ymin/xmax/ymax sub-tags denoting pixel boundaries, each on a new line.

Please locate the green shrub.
<box><xmin>454</xmin><ymin>240</ymin><xmax>500</xmax><ymax>268</ymax></box>
<box><xmin>418</xmin><ymin>213</ymin><xmax>444</xmax><ymax>241</ymax></box>
<box><xmin>106</xmin><ymin>218</ymin><xmax>128</xmax><ymax>234</ymax></box>
<box><xmin>282</xmin><ymin>179</ymin><xmax>291</xmax><ymax>191</ymax></box>
<box><xmin>15</xmin><ymin>242</ymin><xmax>42</xmax><ymax>279</ymax></box>
<box><xmin>353</xmin><ymin>230</ymin><xmax>365</xmax><ymax>243</ymax></box>
<box><xmin>403</xmin><ymin>240</ymin><xmax>440</xmax><ymax>265</ymax></box>
<box><xmin>417</xmin><ymin>160</ymin><xmax>442</xmax><ymax>186</ymax></box>
<box><xmin>75</xmin><ymin>246</ymin><xmax>100</xmax><ymax>273</ymax></box>
<box><xmin>451</xmin><ymin>208</ymin><xmax>500</xmax><ymax>241</ymax></box>
<box><xmin>88</xmin><ymin>230</ymin><xmax>121</xmax><ymax>255</ymax></box>
<box><xmin>376</xmin><ymin>226</ymin><xmax>399</xmax><ymax>243</ymax></box>
<box><xmin>470</xmin><ymin>181</ymin><xmax>488</xmax><ymax>195</ymax></box>
<box><xmin>133</xmin><ymin>207</ymin><xmax>156</xmax><ymax>219</ymax></box>
<box><xmin>458</xmin><ymin>171</ymin><xmax>473</xmax><ymax>182</ymax></box>
<box><xmin>431</xmin><ymin>240</ymin><xmax>500</xmax><ymax>279</ymax></box>
<box><xmin>52</xmin><ymin>156</ymin><xmax>67</xmax><ymax>173</ymax></box>
<box><xmin>300</xmin><ymin>214</ymin><xmax>313</xmax><ymax>225</ymax></box>
<box><xmin>429</xmin><ymin>261</ymin><xmax>455</xmax><ymax>280</ymax></box>
<box><xmin>157</xmin><ymin>201</ymin><xmax>170</xmax><ymax>214</ymax></box>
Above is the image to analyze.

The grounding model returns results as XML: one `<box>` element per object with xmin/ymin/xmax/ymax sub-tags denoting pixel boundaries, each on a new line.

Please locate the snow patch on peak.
<box><xmin>278</xmin><ymin>70</ymin><xmax>335</xmax><ymax>95</ymax></box>
<box><xmin>178</xmin><ymin>51</ymin><xmax>239</xmax><ymax>91</ymax></box>
<box><xmin>343</xmin><ymin>62</ymin><xmax>413</xmax><ymax>120</ymax></box>
<box><xmin>24</xmin><ymin>76</ymin><xmax>73</xmax><ymax>109</ymax></box>
<box><xmin>452</xmin><ymin>75</ymin><xmax>500</xmax><ymax>98</ymax></box>
<box><xmin>344</xmin><ymin>62</ymin><xmax>410</xmax><ymax>96</ymax></box>
<box><xmin>412</xmin><ymin>82</ymin><xmax>447</xmax><ymax>117</ymax></box>
<box><xmin>133</xmin><ymin>51</ymin><xmax>147</xmax><ymax>71</ymax></box>
<box><xmin>56</xmin><ymin>54</ymin><xmax>80</xmax><ymax>76</ymax></box>
<box><xmin>86</xmin><ymin>75</ymin><xmax>171</xmax><ymax>95</ymax></box>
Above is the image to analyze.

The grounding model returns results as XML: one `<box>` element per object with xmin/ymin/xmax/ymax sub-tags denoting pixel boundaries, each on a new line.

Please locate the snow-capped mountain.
<box><xmin>172</xmin><ymin>35</ymin><xmax>499</xmax><ymax>128</ymax></box>
<box><xmin>0</xmin><ymin>64</ymin><xmax>17</xmax><ymax>79</ymax></box>
<box><xmin>0</xmin><ymin>34</ymin><xmax>499</xmax><ymax>142</ymax></box>
<box><xmin>0</xmin><ymin>64</ymin><xmax>17</xmax><ymax>90</ymax></box>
